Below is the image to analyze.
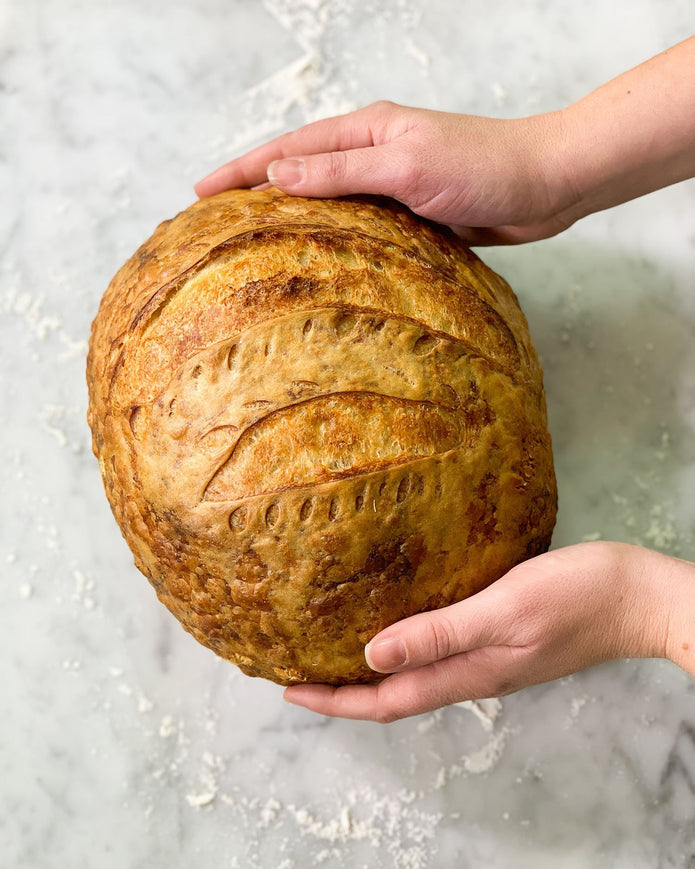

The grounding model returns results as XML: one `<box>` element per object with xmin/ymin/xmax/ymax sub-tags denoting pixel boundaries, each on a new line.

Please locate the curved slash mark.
<box><xmin>200</xmin><ymin>389</ymin><xmax>470</xmax><ymax>503</ymax></box>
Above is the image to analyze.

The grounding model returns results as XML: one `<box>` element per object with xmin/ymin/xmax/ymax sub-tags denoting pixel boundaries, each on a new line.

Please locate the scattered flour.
<box><xmin>418</xmin><ymin>697</ymin><xmax>503</xmax><ymax>735</ymax></box>
<box><xmin>209</xmin><ymin>0</ymin><xmax>434</xmax><ymax>163</ymax></box>
<box><xmin>38</xmin><ymin>403</ymin><xmax>85</xmax><ymax>454</ymax></box>
<box><xmin>185</xmin><ymin>752</ymin><xmax>224</xmax><ymax>808</ymax></box>
<box><xmin>186</xmin><ymin>790</ymin><xmax>217</xmax><ymax>809</ymax></box>
<box><xmin>570</xmin><ymin>696</ymin><xmax>588</xmax><ymax>718</ymax></box>
<box><xmin>642</xmin><ymin>503</ymin><xmax>678</xmax><ymax>550</ymax></box>
<box><xmin>174</xmin><ymin>694</ymin><xmax>512</xmax><ymax>868</ymax></box>
<box><xmin>2</xmin><ymin>287</ymin><xmax>88</xmax><ymax>357</ymax></box>
<box><xmin>62</xmin><ymin>659</ymin><xmax>81</xmax><ymax>670</ymax></box>
<box><xmin>433</xmin><ymin>725</ymin><xmax>516</xmax><ymax>789</ymax></box>
<box><xmin>39</xmin><ymin>404</ymin><xmax>70</xmax><ymax>448</ymax></box>
<box><xmin>490</xmin><ymin>81</ymin><xmax>507</xmax><ymax>105</ymax></box>
<box><xmin>3</xmin><ymin>288</ymin><xmax>61</xmax><ymax>342</ymax></box>
<box><xmin>211</xmin><ymin>0</ymin><xmax>358</xmax><ymax>159</ymax></box>
<box><xmin>72</xmin><ymin>568</ymin><xmax>96</xmax><ymax>611</ymax></box>
<box><xmin>261</xmin><ymin>797</ymin><xmax>283</xmax><ymax>826</ymax></box>
<box><xmin>452</xmin><ymin>697</ymin><xmax>503</xmax><ymax>732</ymax></box>
<box><xmin>159</xmin><ymin>715</ymin><xmax>178</xmax><ymax>739</ymax></box>
<box><xmin>71</xmin><ymin>6</ymin><xmax>694</xmax><ymax>867</ymax></box>
<box><xmin>137</xmin><ymin>694</ymin><xmax>154</xmax><ymax>714</ymax></box>
<box><xmin>315</xmin><ymin>848</ymin><xmax>342</xmax><ymax>864</ymax></box>
<box><xmin>457</xmin><ymin>726</ymin><xmax>512</xmax><ymax>775</ymax></box>
<box><xmin>217</xmin><ymin>782</ymin><xmax>444</xmax><ymax>869</ymax></box>
<box><xmin>97</xmin><ymin>638</ymin><xmax>514</xmax><ymax>869</ymax></box>
<box><xmin>404</xmin><ymin>36</ymin><xmax>430</xmax><ymax>70</ymax></box>
<box><xmin>416</xmin><ymin>709</ymin><xmax>443</xmax><ymax>734</ymax></box>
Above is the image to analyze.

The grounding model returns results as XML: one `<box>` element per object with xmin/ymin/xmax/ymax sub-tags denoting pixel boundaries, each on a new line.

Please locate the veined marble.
<box><xmin>1</xmin><ymin>1</ymin><xmax>694</xmax><ymax>867</ymax></box>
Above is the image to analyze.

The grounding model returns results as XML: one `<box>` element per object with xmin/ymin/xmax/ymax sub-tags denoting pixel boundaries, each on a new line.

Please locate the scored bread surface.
<box><xmin>87</xmin><ymin>189</ymin><xmax>557</xmax><ymax>685</ymax></box>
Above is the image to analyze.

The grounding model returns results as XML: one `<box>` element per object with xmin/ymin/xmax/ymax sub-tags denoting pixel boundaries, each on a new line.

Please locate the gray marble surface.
<box><xmin>2</xmin><ymin>1</ymin><xmax>694</xmax><ymax>867</ymax></box>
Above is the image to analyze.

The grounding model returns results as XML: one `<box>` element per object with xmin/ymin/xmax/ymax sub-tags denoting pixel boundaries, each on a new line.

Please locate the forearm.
<box><xmin>552</xmin><ymin>36</ymin><xmax>695</xmax><ymax>223</ymax></box>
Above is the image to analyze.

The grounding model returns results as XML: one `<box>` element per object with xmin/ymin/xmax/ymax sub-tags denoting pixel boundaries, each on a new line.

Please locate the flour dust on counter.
<box><xmin>4</xmin><ymin>1</ymin><xmax>695</xmax><ymax>867</ymax></box>
<box><xmin>85</xmin><ymin>658</ymin><xmax>514</xmax><ymax>869</ymax></box>
<box><xmin>202</xmin><ymin>0</ymin><xmax>435</xmax><ymax>164</ymax></box>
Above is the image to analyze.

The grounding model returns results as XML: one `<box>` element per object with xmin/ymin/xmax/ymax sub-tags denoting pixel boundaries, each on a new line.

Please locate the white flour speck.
<box><xmin>452</xmin><ymin>697</ymin><xmax>503</xmax><ymax>732</ymax></box>
<box><xmin>404</xmin><ymin>37</ymin><xmax>430</xmax><ymax>69</ymax></box>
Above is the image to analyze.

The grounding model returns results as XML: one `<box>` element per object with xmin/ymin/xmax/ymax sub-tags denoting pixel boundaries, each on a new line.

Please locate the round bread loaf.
<box><xmin>87</xmin><ymin>189</ymin><xmax>557</xmax><ymax>685</ymax></box>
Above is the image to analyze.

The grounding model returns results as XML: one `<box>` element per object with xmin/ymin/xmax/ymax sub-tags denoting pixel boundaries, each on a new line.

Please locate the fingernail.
<box><xmin>267</xmin><ymin>158</ymin><xmax>304</xmax><ymax>188</ymax></box>
<box><xmin>365</xmin><ymin>636</ymin><xmax>407</xmax><ymax>672</ymax></box>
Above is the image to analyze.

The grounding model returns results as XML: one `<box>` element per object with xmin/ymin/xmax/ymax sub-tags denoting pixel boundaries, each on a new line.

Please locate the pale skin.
<box><xmin>196</xmin><ymin>37</ymin><xmax>695</xmax><ymax>722</ymax></box>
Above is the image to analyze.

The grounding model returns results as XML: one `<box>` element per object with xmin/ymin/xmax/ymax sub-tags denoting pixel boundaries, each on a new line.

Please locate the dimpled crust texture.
<box><xmin>87</xmin><ymin>189</ymin><xmax>557</xmax><ymax>686</ymax></box>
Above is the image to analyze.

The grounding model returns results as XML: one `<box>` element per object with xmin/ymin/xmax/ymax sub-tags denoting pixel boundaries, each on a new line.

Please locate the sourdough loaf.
<box><xmin>87</xmin><ymin>189</ymin><xmax>557</xmax><ymax>685</ymax></box>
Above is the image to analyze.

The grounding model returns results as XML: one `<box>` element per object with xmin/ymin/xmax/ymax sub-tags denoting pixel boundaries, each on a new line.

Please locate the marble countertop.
<box><xmin>2</xmin><ymin>1</ymin><xmax>694</xmax><ymax>866</ymax></box>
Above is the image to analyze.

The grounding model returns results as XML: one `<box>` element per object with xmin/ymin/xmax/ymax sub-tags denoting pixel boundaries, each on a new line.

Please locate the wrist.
<box><xmin>618</xmin><ymin>544</ymin><xmax>695</xmax><ymax>672</ymax></box>
<box><xmin>549</xmin><ymin>96</ymin><xmax>642</xmax><ymax>225</ymax></box>
<box><xmin>546</xmin><ymin>37</ymin><xmax>695</xmax><ymax>226</ymax></box>
<box><xmin>583</xmin><ymin>542</ymin><xmax>686</xmax><ymax>663</ymax></box>
<box><xmin>514</xmin><ymin>109</ymin><xmax>590</xmax><ymax>233</ymax></box>
<box><xmin>660</xmin><ymin>554</ymin><xmax>695</xmax><ymax>676</ymax></box>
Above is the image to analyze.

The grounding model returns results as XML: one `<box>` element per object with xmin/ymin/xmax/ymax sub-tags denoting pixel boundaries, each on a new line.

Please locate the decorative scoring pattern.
<box><xmin>145</xmin><ymin>305</ymin><xmax>494</xmax><ymax>527</ymax></box>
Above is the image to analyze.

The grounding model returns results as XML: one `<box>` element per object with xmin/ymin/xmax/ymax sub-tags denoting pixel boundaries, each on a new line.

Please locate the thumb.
<box><xmin>266</xmin><ymin>144</ymin><xmax>409</xmax><ymax>199</ymax></box>
<box><xmin>365</xmin><ymin>586</ymin><xmax>512</xmax><ymax>674</ymax></box>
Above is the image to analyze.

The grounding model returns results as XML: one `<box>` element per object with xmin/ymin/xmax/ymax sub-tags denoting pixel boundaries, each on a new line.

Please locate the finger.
<box><xmin>194</xmin><ymin>104</ymin><xmax>390</xmax><ymax>197</ymax></box>
<box><xmin>283</xmin><ymin>683</ymin><xmax>382</xmax><ymax>720</ymax></box>
<box><xmin>365</xmin><ymin>584</ymin><xmax>514</xmax><ymax>674</ymax></box>
<box><xmin>371</xmin><ymin>647</ymin><xmax>529</xmax><ymax>720</ymax></box>
<box><xmin>284</xmin><ymin>645</ymin><xmax>532</xmax><ymax>722</ymax></box>
<box><xmin>265</xmin><ymin>143</ymin><xmax>414</xmax><ymax>199</ymax></box>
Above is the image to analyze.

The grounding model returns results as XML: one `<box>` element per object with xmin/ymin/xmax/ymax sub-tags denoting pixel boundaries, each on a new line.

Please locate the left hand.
<box><xmin>283</xmin><ymin>541</ymin><xmax>690</xmax><ymax>722</ymax></box>
<box><xmin>194</xmin><ymin>101</ymin><xmax>573</xmax><ymax>245</ymax></box>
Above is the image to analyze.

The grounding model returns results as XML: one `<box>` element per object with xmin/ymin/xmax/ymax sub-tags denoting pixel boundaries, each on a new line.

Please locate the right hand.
<box><xmin>284</xmin><ymin>541</ymin><xmax>695</xmax><ymax>723</ymax></box>
<box><xmin>194</xmin><ymin>101</ymin><xmax>579</xmax><ymax>245</ymax></box>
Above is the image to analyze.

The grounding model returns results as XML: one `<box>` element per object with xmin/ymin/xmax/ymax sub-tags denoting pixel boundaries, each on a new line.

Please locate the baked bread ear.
<box><xmin>87</xmin><ymin>189</ymin><xmax>557</xmax><ymax>685</ymax></box>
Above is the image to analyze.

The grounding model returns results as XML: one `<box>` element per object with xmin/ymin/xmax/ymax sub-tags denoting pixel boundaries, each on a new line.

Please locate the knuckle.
<box><xmin>478</xmin><ymin>665</ymin><xmax>519</xmax><ymax>698</ymax></box>
<box><xmin>366</xmin><ymin>100</ymin><xmax>407</xmax><ymax>140</ymax></box>
<box><xmin>373</xmin><ymin>683</ymin><xmax>405</xmax><ymax>724</ymax></box>
<box><xmin>424</xmin><ymin>614</ymin><xmax>456</xmax><ymax>661</ymax></box>
<box><xmin>375</xmin><ymin>706</ymin><xmax>401</xmax><ymax>725</ymax></box>
<box><xmin>276</xmin><ymin>129</ymin><xmax>299</xmax><ymax>155</ymax></box>
<box><xmin>394</xmin><ymin>146</ymin><xmax>420</xmax><ymax>178</ymax></box>
<box><xmin>390</xmin><ymin>150</ymin><xmax>427</xmax><ymax>200</ymax></box>
<box><xmin>489</xmin><ymin>675</ymin><xmax>518</xmax><ymax>697</ymax></box>
<box><xmin>368</xmin><ymin>98</ymin><xmax>400</xmax><ymax>116</ymax></box>
<box><xmin>323</xmin><ymin>149</ymin><xmax>349</xmax><ymax>182</ymax></box>
<box><xmin>482</xmin><ymin>645</ymin><xmax>532</xmax><ymax>697</ymax></box>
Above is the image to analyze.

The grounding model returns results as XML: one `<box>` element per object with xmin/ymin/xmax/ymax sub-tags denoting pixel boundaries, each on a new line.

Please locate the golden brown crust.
<box><xmin>87</xmin><ymin>189</ymin><xmax>557</xmax><ymax>685</ymax></box>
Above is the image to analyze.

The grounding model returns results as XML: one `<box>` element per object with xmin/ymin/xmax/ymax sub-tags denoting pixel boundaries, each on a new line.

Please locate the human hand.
<box><xmin>195</xmin><ymin>102</ymin><xmax>575</xmax><ymax>245</ymax></box>
<box><xmin>196</xmin><ymin>39</ymin><xmax>695</xmax><ymax>244</ymax></box>
<box><xmin>283</xmin><ymin>542</ymin><xmax>695</xmax><ymax>722</ymax></box>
